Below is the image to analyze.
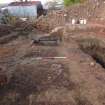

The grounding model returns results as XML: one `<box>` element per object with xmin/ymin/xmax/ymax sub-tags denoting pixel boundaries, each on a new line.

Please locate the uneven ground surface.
<box><xmin>0</xmin><ymin>23</ymin><xmax>105</xmax><ymax>105</ymax></box>
<box><xmin>35</xmin><ymin>0</ymin><xmax>105</xmax><ymax>32</ymax></box>
<box><xmin>1</xmin><ymin>0</ymin><xmax>105</xmax><ymax>105</ymax></box>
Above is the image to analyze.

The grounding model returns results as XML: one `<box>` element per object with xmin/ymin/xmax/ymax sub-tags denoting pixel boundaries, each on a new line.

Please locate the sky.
<box><xmin>0</xmin><ymin>0</ymin><xmax>48</xmax><ymax>4</ymax></box>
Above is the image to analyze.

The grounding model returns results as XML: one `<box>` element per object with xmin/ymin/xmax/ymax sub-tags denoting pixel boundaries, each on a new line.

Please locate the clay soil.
<box><xmin>1</xmin><ymin>0</ymin><xmax>105</xmax><ymax>105</ymax></box>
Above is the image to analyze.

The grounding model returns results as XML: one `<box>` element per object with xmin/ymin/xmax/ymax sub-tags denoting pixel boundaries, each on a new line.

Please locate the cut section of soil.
<box><xmin>78</xmin><ymin>38</ymin><xmax>105</xmax><ymax>68</ymax></box>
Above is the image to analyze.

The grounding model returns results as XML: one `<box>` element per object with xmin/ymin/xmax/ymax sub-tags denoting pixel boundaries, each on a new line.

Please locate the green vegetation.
<box><xmin>64</xmin><ymin>0</ymin><xmax>85</xmax><ymax>6</ymax></box>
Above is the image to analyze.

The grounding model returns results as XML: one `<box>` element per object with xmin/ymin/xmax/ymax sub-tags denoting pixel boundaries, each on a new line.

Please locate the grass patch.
<box><xmin>64</xmin><ymin>0</ymin><xmax>86</xmax><ymax>6</ymax></box>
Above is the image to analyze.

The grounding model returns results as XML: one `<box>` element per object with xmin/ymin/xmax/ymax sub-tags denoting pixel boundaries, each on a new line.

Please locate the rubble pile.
<box><xmin>14</xmin><ymin>21</ymin><xmax>34</xmax><ymax>33</ymax></box>
<box><xmin>35</xmin><ymin>10</ymin><xmax>66</xmax><ymax>32</ymax></box>
<box><xmin>0</xmin><ymin>21</ymin><xmax>35</xmax><ymax>44</ymax></box>
<box><xmin>35</xmin><ymin>0</ymin><xmax>105</xmax><ymax>32</ymax></box>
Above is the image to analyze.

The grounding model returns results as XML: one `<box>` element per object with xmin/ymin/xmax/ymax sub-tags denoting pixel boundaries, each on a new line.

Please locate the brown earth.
<box><xmin>1</xmin><ymin>0</ymin><xmax>105</xmax><ymax>105</ymax></box>
<box><xmin>0</xmin><ymin>22</ymin><xmax>105</xmax><ymax>105</ymax></box>
<box><xmin>34</xmin><ymin>0</ymin><xmax>105</xmax><ymax>32</ymax></box>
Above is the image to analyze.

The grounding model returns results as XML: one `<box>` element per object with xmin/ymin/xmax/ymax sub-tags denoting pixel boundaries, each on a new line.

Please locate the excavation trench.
<box><xmin>78</xmin><ymin>38</ymin><xmax>105</xmax><ymax>68</ymax></box>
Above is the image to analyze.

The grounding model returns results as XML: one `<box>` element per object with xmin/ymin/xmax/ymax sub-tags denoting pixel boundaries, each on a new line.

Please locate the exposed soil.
<box><xmin>0</xmin><ymin>24</ymin><xmax>13</xmax><ymax>36</ymax></box>
<box><xmin>1</xmin><ymin>0</ymin><xmax>105</xmax><ymax>105</ymax></box>
<box><xmin>0</xmin><ymin>23</ymin><xmax>105</xmax><ymax>105</ymax></box>
<box><xmin>78</xmin><ymin>38</ymin><xmax>105</xmax><ymax>68</ymax></box>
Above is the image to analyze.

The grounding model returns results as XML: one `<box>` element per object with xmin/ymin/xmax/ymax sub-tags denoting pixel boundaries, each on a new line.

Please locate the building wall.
<box><xmin>6</xmin><ymin>5</ymin><xmax>37</xmax><ymax>19</ymax></box>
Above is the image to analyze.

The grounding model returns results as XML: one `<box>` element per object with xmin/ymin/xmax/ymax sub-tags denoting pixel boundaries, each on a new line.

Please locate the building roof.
<box><xmin>8</xmin><ymin>1</ymin><xmax>41</xmax><ymax>6</ymax></box>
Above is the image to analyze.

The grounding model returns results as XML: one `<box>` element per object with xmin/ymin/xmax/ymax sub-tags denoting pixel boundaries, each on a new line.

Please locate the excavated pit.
<box><xmin>78</xmin><ymin>38</ymin><xmax>105</xmax><ymax>68</ymax></box>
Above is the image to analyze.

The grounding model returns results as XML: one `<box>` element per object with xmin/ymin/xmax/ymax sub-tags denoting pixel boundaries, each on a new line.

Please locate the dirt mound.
<box><xmin>35</xmin><ymin>11</ymin><xmax>66</xmax><ymax>32</ymax></box>
<box><xmin>35</xmin><ymin>0</ymin><xmax>105</xmax><ymax>32</ymax></box>
<box><xmin>0</xmin><ymin>25</ymin><xmax>13</xmax><ymax>37</ymax></box>
<box><xmin>14</xmin><ymin>21</ymin><xmax>34</xmax><ymax>31</ymax></box>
